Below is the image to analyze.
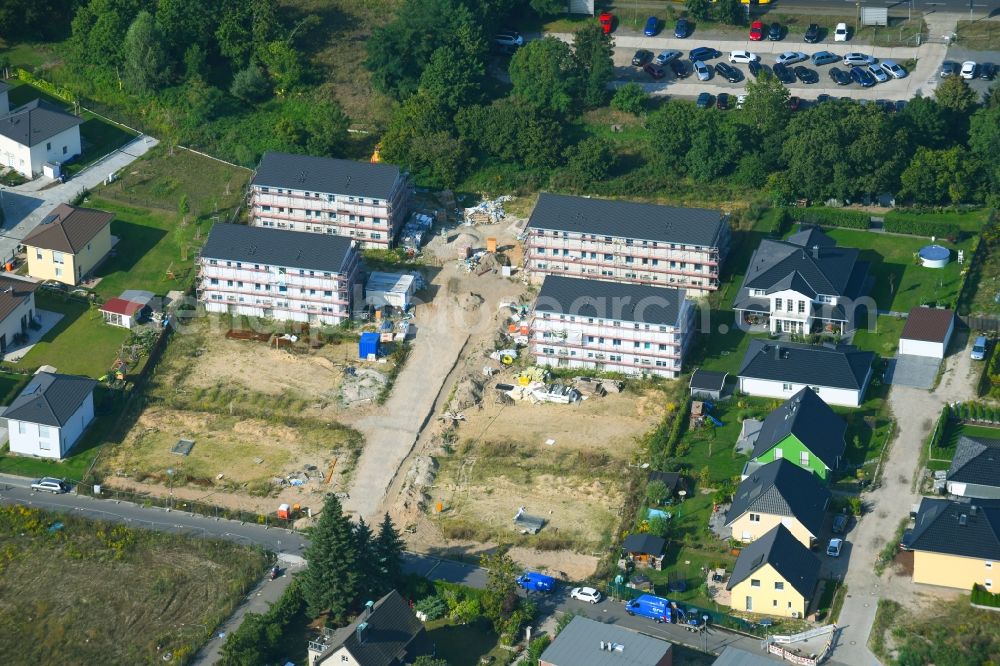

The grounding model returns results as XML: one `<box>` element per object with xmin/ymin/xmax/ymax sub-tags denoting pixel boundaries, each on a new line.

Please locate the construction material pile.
<box><xmin>464</xmin><ymin>194</ymin><xmax>513</xmax><ymax>225</ymax></box>
<box><xmin>401</xmin><ymin>212</ymin><xmax>434</xmax><ymax>251</ymax></box>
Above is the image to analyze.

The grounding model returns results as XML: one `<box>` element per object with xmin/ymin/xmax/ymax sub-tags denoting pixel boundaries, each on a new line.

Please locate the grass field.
<box><xmin>928</xmin><ymin>420</ymin><xmax>1000</xmax><ymax>470</ymax></box>
<box><xmin>966</xmin><ymin>240</ymin><xmax>1000</xmax><ymax>317</ymax></box>
<box><xmin>0</xmin><ymin>504</ymin><xmax>267</xmax><ymax>665</ymax></box>
<box><xmin>956</xmin><ymin>18</ymin><xmax>1000</xmax><ymax>50</ymax></box>
<box><xmin>424</xmin><ymin>618</ymin><xmax>505</xmax><ymax>666</ymax></box>
<box><xmin>870</xmin><ymin>595</ymin><xmax>1000</xmax><ymax>664</ymax></box>
<box><xmin>851</xmin><ymin>315</ymin><xmax>906</xmax><ymax>357</ymax></box>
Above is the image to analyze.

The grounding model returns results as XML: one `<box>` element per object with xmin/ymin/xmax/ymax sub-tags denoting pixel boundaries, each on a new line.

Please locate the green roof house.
<box><xmin>746</xmin><ymin>387</ymin><xmax>847</xmax><ymax>482</ymax></box>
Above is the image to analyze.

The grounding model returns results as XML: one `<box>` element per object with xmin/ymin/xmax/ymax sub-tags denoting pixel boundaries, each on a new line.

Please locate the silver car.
<box><xmin>843</xmin><ymin>52</ymin><xmax>875</xmax><ymax>67</ymax></box>
<box><xmin>775</xmin><ymin>51</ymin><xmax>807</xmax><ymax>66</ymax></box>
<box><xmin>693</xmin><ymin>60</ymin><xmax>711</xmax><ymax>81</ymax></box>
<box><xmin>867</xmin><ymin>64</ymin><xmax>889</xmax><ymax>83</ymax></box>
<box><xmin>31</xmin><ymin>477</ymin><xmax>69</xmax><ymax>493</ymax></box>
<box><xmin>654</xmin><ymin>50</ymin><xmax>683</xmax><ymax>65</ymax></box>
<box><xmin>880</xmin><ymin>59</ymin><xmax>907</xmax><ymax>79</ymax></box>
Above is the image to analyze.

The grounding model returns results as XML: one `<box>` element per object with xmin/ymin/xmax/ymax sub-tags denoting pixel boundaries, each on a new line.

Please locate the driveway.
<box><xmin>885</xmin><ymin>354</ymin><xmax>941</xmax><ymax>389</ymax></box>
<box><xmin>0</xmin><ymin>134</ymin><xmax>159</xmax><ymax>264</ymax></box>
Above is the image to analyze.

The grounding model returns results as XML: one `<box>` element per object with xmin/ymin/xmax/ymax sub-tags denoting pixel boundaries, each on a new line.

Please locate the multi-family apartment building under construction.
<box><xmin>248</xmin><ymin>152</ymin><xmax>408</xmax><ymax>248</ymax></box>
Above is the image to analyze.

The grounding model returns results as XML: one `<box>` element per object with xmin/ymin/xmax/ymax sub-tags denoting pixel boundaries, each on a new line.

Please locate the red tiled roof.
<box><xmin>100</xmin><ymin>297</ymin><xmax>143</xmax><ymax>317</ymax></box>
<box><xmin>901</xmin><ymin>307</ymin><xmax>954</xmax><ymax>343</ymax></box>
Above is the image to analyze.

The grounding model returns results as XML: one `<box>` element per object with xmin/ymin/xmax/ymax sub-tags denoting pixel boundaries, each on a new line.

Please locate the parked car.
<box><xmin>880</xmin><ymin>59</ymin><xmax>907</xmax><ymax>79</ymax></box>
<box><xmin>832</xmin><ymin>513</ymin><xmax>849</xmax><ymax>534</ymax></box>
<box><xmin>689</xmin><ymin>47</ymin><xmax>721</xmax><ymax>61</ymax></box>
<box><xmin>644</xmin><ymin>16</ymin><xmax>660</xmax><ymax>36</ymax></box>
<box><xmin>748</xmin><ymin>59</ymin><xmax>762</xmax><ymax>77</ymax></box>
<box><xmin>772</xmin><ymin>62</ymin><xmax>796</xmax><ymax>84</ymax></box>
<box><xmin>749</xmin><ymin>20</ymin><xmax>764</xmax><ymax>41</ymax></box>
<box><xmin>768</xmin><ymin>22</ymin><xmax>783</xmax><ymax>40</ymax></box>
<box><xmin>894</xmin><ymin>100</ymin><xmax>908</xmax><ymax>112</ymax></box>
<box><xmin>632</xmin><ymin>49</ymin><xmax>654</xmax><ymax>66</ymax></box>
<box><xmin>696</xmin><ymin>92</ymin><xmax>713</xmax><ymax>108</ymax></box>
<box><xmin>674</xmin><ymin>17</ymin><xmax>690</xmax><ymax>38</ymax></box>
<box><xmin>811</xmin><ymin>51</ymin><xmax>839</xmax><ymax>66</ymax></box>
<box><xmin>655</xmin><ymin>50</ymin><xmax>683</xmax><ymax>65</ymax></box>
<box><xmin>788</xmin><ymin>95</ymin><xmax>801</xmax><ymax>111</ymax></box>
<box><xmin>804</xmin><ymin>23</ymin><xmax>821</xmax><ymax>43</ymax></box>
<box><xmin>794</xmin><ymin>66</ymin><xmax>819</xmax><ymax>83</ymax></box>
<box><xmin>980</xmin><ymin>62</ymin><xmax>997</xmax><ymax>80</ymax></box>
<box><xmin>669</xmin><ymin>59</ymin><xmax>691</xmax><ymax>78</ymax></box>
<box><xmin>644</xmin><ymin>62</ymin><xmax>666</xmax><ymax>79</ymax></box>
<box><xmin>829</xmin><ymin>67</ymin><xmax>851</xmax><ymax>85</ymax></box>
<box><xmin>570</xmin><ymin>586</ymin><xmax>603</xmax><ymax>603</ymax></box>
<box><xmin>775</xmin><ymin>51</ymin><xmax>807</xmax><ymax>66</ymax></box>
<box><xmin>31</xmin><ymin>477</ymin><xmax>69</xmax><ymax>493</ymax></box>
<box><xmin>867</xmin><ymin>64</ymin><xmax>889</xmax><ymax>83</ymax></box>
<box><xmin>729</xmin><ymin>50</ymin><xmax>759</xmax><ymax>64</ymax></box>
<box><xmin>843</xmin><ymin>52</ymin><xmax>875</xmax><ymax>67</ymax></box>
<box><xmin>599</xmin><ymin>11</ymin><xmax>613</xmax><ymax>34</ymax></box>
<box><xmin>827</xmin><ymin>538</ymin><xmax>844</xmax><ymax>557</ymax></box>
<box><xmin>816</xmin><ymin>93</ymin><xmax>831</xmax><ymax>103</ymax></box>
<box><xmin>972</xmin><ymin>335</ymin><xmax>988</xmax><ymax>361</ymax></box>
<box><xmin>516</xmin><ymin>572</ymin><xmax>556</xmax><ymax>592</ymax></box>
<box><xmin>961</xmin><ymin>60</ymin><xmax>977</xmax><ymax>79</ymax></box>
<box><xmin>494</xmin><ymin>30</ymin><xmax>524</xmax><ymax>48</ymax></box>
<box><xmin>693</xmin><ymin>60</ymin><xmax>712</xmax><ymax>81</ymax></box>
<box><xmin>715</xmin><ymin>62</ymin><xmax>742</xmax><ymax>82</ymax></box>
<box><xmin>851</xmin><ymin>66</ymin><xmax>876</xmax><ymax>87</ymax></box>
<box><xmin>834</xmin><ymin>22</ymin><xmax>849</xmax><ymax>41</ymax></box>
<box><xmin>717</xmin><ymin>92</ymin><xmax>730</xmax><ymax>110</ymax></box>
<box><xmin>940</xmin><ymin>61</ymin><xmax>958</xmax><ymax>77</ymax></box>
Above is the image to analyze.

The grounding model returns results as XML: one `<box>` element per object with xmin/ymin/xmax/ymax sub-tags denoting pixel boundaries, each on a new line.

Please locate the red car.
<box><xmin>599</xmin><ymin>12</ymin><xmax>613</xmax><ymax>34</ymax></box>
<box><xmin>643</xmin><ymin>62</ymin><xmax>666</xmax><ymax>79</ymax></box>
<box><xmin>749</xmin><ymin>20</ymin><xmax>764</xmax><ymax>41</ymax></box>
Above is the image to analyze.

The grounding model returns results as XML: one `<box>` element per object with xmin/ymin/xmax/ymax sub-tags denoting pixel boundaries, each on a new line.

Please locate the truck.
<box><xmin>624</xmin><ymin>594</ymin><xmax>675</xmax><ymax>623</ymax></box>
<box><xmin>516</xmin><ymin>572</ymin><xmax>555</xmax><ymax>593</ymax></box>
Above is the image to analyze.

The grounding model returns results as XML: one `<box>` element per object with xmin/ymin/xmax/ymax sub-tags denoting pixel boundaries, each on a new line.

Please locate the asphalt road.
<box><xmin>761</xmin><ymin>0</ymin><xmax>999</xmax><ymax>16</ymax></box>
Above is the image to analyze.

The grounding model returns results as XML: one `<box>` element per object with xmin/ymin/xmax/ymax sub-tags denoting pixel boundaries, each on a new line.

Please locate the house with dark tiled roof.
<box><xmin>946</xmin><ymin>436</ymin><xmax>1000</xmax><ymax>500</ymax></box>
<box><xmin>726</xmin><ymin>524</ymin><xmax>821</xmax><ymax>618</ymax></box>
<box><xmin>726</xmin><ymin>459</ymin><xmax>831</xmax><ymax>548</ymax></box>
<box><xmin>0</xmin><ymin>98</ymin><xmax>82</xmax><ymax>178</ymax></box>
<box><xmin>733</xmin><ymin>226</ymin><xmax>870</xmax><ymax>335</ymax></box>
<box><xmin>307</xmin><ymin>590</ymin><xmax>432</xmax><ymax>666</ymax></box>
<box><xmin>737</xmin><ymin>340</ymin><xmax>875</xmax><ymax>407</ymax></box>
<box><xmin>623</xmin><ymin>533</ymin><xmax>666</xmax><ymax>570</ymax></box>
<box><xmin>0</xmin><ymin>275</ymin><xmax>40</xmax><ymax>356</ymax></box>
<box><xmin>524</xmin><ymin>193</ymin><xmax>730</xmax><ymax>294</ymax></box>
<box><xmin>898</xmin><ymin>307</ymin><xmax>955</xmax><ymax>359</ymax></box>
<box><xmin>2</xmin><ymin>371</ymin><xmax>97</xmax><ymax>459</ymax></box>
<box><xmin>902</xmin><ymin>498</ymin><xmax>1000</xmax><ymax>591</ymax></box>
<box><xmin>744</xmin><ymin>387</ymin><xmax>848</xmax><ymax>481</ymax></box>
<box><xmin>22</xmin><ymin>204</ymin><xmax>115</xmax><ymax>286</ymax></box>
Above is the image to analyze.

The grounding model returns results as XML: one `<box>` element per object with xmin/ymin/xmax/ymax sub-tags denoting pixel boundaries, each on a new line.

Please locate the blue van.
<box><xmin>624</xmin><ymin>594</ymin><xmax>675</xmax><ymax>623</ymax></box>
<box><xmin>516</xmin><ymin>572</ymin><xmax>555</xmax><ymax>593</ymax></box>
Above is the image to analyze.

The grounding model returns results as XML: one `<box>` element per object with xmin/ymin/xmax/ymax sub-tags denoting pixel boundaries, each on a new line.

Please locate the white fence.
<box><xmin>771</xmin><ymin>624</ymin><xmax>836</xmax><ymax>645</ymax></box>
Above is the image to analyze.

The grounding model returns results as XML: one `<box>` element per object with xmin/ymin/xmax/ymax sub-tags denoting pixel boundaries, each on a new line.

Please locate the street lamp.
<box><xmin>703</xmin><ymin>615</ymin><xmax>710</xmax><ymax>652</ymax></box>
<box><xmin>166</xmin><ymin>468</ymin><xmax>175</xmax><ymax>511</ymax></box>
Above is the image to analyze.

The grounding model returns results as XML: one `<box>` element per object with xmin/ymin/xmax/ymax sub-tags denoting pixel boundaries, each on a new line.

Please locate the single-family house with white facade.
<box><xmin>0</xmin><ymin>99</ymin><xmax>82</xmax><ymax>178</ymax></box>
<box><xmin>737</xmin><ymin>340</ymin><xmax>875</xmax><ymax>407</ymax></box>
<box><xmin>529</xmin><ymin>275</ymin><xmax>695</xmax><ymax>378</ymax></box>
<box><xmin>197</xmin><ymin>223</ymin><xmax>360</xmax><ymax>325</ymax></box>
<box><xmin>733</xmin><ymin>226</ymin><xmax>871</xmax><ymax>335</ymax></box>
<box><xmin>0</xmin><ymin>275</ymin><xmax>40</xmax><ymax>356</ymax></box>
<box><xmin>524</xmin><ymin>193</ymin><xmax>730</xmax><ymax>294</ymax></box>
<box><xmin>898</xmin><ymin>307</ymin><xmax>955</xmax><ymax>359</ymax></box>
<box><xmin>248</xmin><ymin>152</ymin><xmax>409</xmax><ymax>248</ymax></box>
<box><xmin>2</xmin><ymin>372</ymin><xmax>97</xmax><ymax>459</ymax></box>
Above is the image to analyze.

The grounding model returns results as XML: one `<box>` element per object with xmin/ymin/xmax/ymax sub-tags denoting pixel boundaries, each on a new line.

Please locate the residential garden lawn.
<box><xmin>823</xmin><ymin>228</ymin><xmax>974</xmax><ymax>313</ymax></box>
<box><xmin>838</xmin><ymin>402</ymin><xmax>893</xmax><ymax>468</ymax></box>
<box><xmin>966</xmin><ymin>241</ymin><xmax>1000</xmax><ymax>317</ymax></box>
<box><xmin>0</xmin><ymin>371</ymin><xmax>30</xmax><ymax>405</ymax></box>
<box><xmin>5</xmin><ymin>81</ymin><xmax>138</xmax><ymax>176</ymax></box>
<box><xmin>678</xmin><ymin>398</ymin><xmax>760</xmax><ymax>484</ymax></box>
<box><xmin>884</xmin><ymin>208</ymin><xmax>990</xmax><ymax>234</ymax></box>
<box><xmin>928</xmin><ymin>421</ymin><xmax>1000</xmax><ymax>471</ymax></box>
<box><xmin>424</xmin><ymin>618</ymin><xmax>504</xmax><ymax>666</ymax></box>
<box><xmin>850</xmin><ymin>315</ymin><xmax>906</xmax><ymax>357</ymax></box>
<box><xmin>0</xmin><ymin>504</ymin><xmax>267</xmax><ymax>665</ymax></box>
<box><xmin>16</xmin><ymin>290</ymin><xmax>130</xmax><ymax>378</ymax></box>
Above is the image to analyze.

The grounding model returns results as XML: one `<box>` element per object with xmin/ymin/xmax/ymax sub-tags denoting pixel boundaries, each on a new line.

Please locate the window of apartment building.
<box><xmin>655</xmin><ymin>360</ymin><xmax>666</xmax><ymax>367</ymax></box>
<box><xmin>774</xmin><ymin>582</ymin><xmax>784</xmax><ymax>591</ymax></box>
<box><xmin>800</xmin><ymin>452</ymin><xmax>809</xmax><ymax>466</ymax></box>
<box><xmin>775</xmin><ymin>298</ymin><xmax>783</xmax><ymax>310</ymax></box>
<box><xmin>226</xmin><ymin>280</ymin><xmax>234</xmax><ymax>287</ymax></box>
<box><xmin>255</xmin><ymin>284</ymin><xmax>262</xmax><ymax>291</ymax></box>
<box><xmin>612</xmin><ymin>321</ymin><xmax>620</xmax><ymax>327</ymax></box>
<box><xmin>749</xmin><ymin>513</ymin><xmax>761</xmax><ymax>522</ymax></box>
<box><xmin>612</xmin><ymin>339</ymin><xmax>622</xmax><ymax>347</ymax></box>
<box><xmin>625</xmin><ymin>256</ymin><xmax>634</xmax><ymax>264</ymax></box>
<box><xmin>659</xmin><ymin>325</ymin><xmax>667</xmax><ymax>332</ymax></box>
<box><xmin>604</xmin><ymin>236</ymin><xmax>612</xmax><ymax>242</ymax></box>
<box><xmin>633</xmin><ymin>341</ymin><xmax>640</xmax><ymax>349</ymax></box>
<box><xmin>324</xmin><ymin>291</ymin><xmax>333</xmax><ymax>297</ymax></box>
<box><xmin>782</xmin><ymin>383</ymin><xmax>794</xmax><ymax>392</ymax></box>
<box><xmin>542</xmin><ymin>347</ymin><xmax>554</xmax><ymax>355</ymax></box>
<box><xmin>278</xmin><ymin>286</ymin><xmax>287</xmax><ymax>292</ymax></box>
<box><xmin>659</xmin><ymin>344</ymin><xmax>667</xmax><ymax>351</ymax></box>
<box><xmin>693</xmin><ymin>264</ymin><xmax>702</xmax><ymax>272</ymax></box>
<box><xmin>209</xmin><ymin>259</ymin><xmax>218</xmax><ymax>265</ymax></box>
<box><xmin>211</xmin><ymin>294</ymin><xmax>222</xmax><ymax>300</ymax></box>
<box><xmin>609</xmin><ymin>354</ymin><xmax>622</xmax><ymax>362</ymax></box>
<box><xmin>750</xmin><ymin>579</ymin><xmax>761</xmax><ymax>588</ymax></box>
<box><xmin>537</xmin><ymin>248</ymin><xmax>545</xmax><ymax>255</ymax></box>
<box><xmin>262</xmin><ymin>187</ymin><xmax>270</xmax><ymax>193</ymax></box>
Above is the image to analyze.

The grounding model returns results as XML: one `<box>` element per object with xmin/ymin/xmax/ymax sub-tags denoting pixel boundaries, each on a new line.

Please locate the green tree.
<box><xmin>0</xmin><ymin>0</ymin><xmax>73</xmax><ymax>40</ymax></box>
<box><xmin>260</xmin><ymin>40</ymin><xmax>305</xmax><ymax>92</ymax></box>
<box><xmin>230</xmin><ymin>63</ymin><xmax>272</xmax><ymax>102</ymax></box>
<box><xmin>382</xmin><ymin>92</ymin><xmax>469</xmax><ymax>186</ymax></box>
<box><xmin>898</xmin><ymin>96</ymin><xmax>950</xmax><ymax>149</ymax></box>
<box><xmin>685</xmin><ymin>0</ymin><xmax>711</xmax><ymax>20</ymax></box>
<box><xmin>156</xmin><ymin>0</ymin><xmax>219</xmax><ymax>63</ymax></box>
<box><xmin>562</xmin><ymin>137</ymin><xmax>615</xmax><ymax>186</ymax></box>
<box><xmin>183</xmin><ymin>44</ymin><xmax>207</xmax><ymax>81</ymax></box>
<box><xmin>714</xmin><ymin>0</ymin><xmax>744</xmax><ymax>25</ymax></box>
<box><xmin>304</xmin><ymin>96</ymin><xmax>350</xmax><ymax>157</ymax></box>
<box><xmin>646</xmin><ymin>101</ymin><xmax>698</xmax><ymax>171</ymax></box>
<box><xmin>374</xmin><ymin>513</ymin><xmax>406</xmax><ymax>594</ymax></box>
<box><xmin>611</xmin><ymin>83</ymin><xmax>648</xmax><ymax>115</ymax></box>
<box><xmin>900</xmin><ymin>146</ymin><xmax>983</xmax><ymax>204</ymax></box>
<box><xmin>686</xmin><ymin>112</ymin><xmax>741</xmax><ymax>182</ymax></box>
<box><xmin>413</xmin><ymin>658</ymin><xmax>450</xmax><ymax>666</ymax></box>
<box><xmin>573</xmin><ymin>24</ymin><xmax>615</xmax><ymax>109</ymax></box>
<box><xmin>480</xmin><ymin>546</ymin><xmax>523</xmax><ymax>642</ymax></box>
<box><xmin>985</xmin><ymin>83</ymin><xmax>1000</xmax><ymax>110</ymax></box>
<box><xmin>122</xmin><ymin>10</ymin><xmax>169</xmax><ymax>93</ymax></box>
<box><xmin>969</xmin><ymin>105</ymin><xmax>1000</xmax><ymax>192</ymax></box>
<box><xmin>301</xmin><ymin>494</ymin><xmax>360</xmax><ymax>621</ymax></box>
<box><xmin>509</xmin><ymin>36</ymin><xmax>581</xmax><ymax>116</ymax></box>
<box><xmin>354</xmin><ymin>517</ymin><xmax>378</xmax><ymax>604</ymax></box>
<box><xmin>935</xmin><ymin>75</ymin><xmax>980</xmax><ymax>115</ymax></box>
<box><xmin>72</xmin><ymin>0</ymin><xmax>145</xmax><ymax>68</ymax></box>
<box><xmin>645</xmin><ymin>479</ymin><xmax>669</xmax><ymax>506</ymax></box>
<box><xmin>529</xmin><ymin>0</ymin><xmax>565</xmax><ymax>15</ymax></box>
<box><xmin>740</xmin><ymin>71</ymin><xmax>790</xmax><ymax>135</ymax></box>
<box><xmin>418</xmin><ymin>45</ymin><xmax>485</xmax><ymax>113</ymax></box>
<box><xmin>178</xmin><ymin>194</ymin><xmax>190</xmax><ymax>220</ymax></box>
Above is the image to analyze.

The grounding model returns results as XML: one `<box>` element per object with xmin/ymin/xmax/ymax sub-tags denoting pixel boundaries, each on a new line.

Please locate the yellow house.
<box><xmin>727</xmin><ymin>524</ymin><xmax>820</xmax><ymax>618</ymax></box>
<box><xmin>22</xmin><ymin>204</ymin><xmax>114</xmax><ymax>286</ymax></box>
<box><xmin>904</xmin><ymin>498</ymin><xmax>1000</xmax><ymax>591</ymax></box>
<box><xmin>726</xmin><ymin>459</ymin><xmax>831</xmax><ymax>549</ymax></box>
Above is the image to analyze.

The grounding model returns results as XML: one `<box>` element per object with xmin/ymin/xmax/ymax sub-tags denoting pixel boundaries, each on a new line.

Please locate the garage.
<box><xmin>898</xmin><ymin>307</ymin><xmax>955</xmax><ymax>359</ymax></box>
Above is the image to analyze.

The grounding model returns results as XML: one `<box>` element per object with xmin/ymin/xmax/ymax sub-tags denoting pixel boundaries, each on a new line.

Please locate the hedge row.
<box><xmin>883</xmin><ymin>216</ymin><xmax>960</xmax><ymax>238</ymax></box>
<box><xmin>972</xmin><ymin>584</ymin><xmax>1000</xmax><ymax>608</ymax></box>
<box><xmin>15</xmin><ymin>68</ymin><xmax>78</xmax><ymax>104</ymax></box>
<box><xmin>788</xmin><ymin>207</ymin><xmax>870</xmax><ymax>229</ymax></box>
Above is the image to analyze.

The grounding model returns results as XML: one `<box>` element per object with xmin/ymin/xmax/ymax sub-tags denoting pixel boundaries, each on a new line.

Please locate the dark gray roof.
<box><xmin>0</xmin><ymin>99</ymin><xmax>82</xmax><ymax>147</ymax></box>
<box><xmin>725</xmin><ymin>459</ymin><xmax>831</xmax><ymax>537</ymax></box>
<box><xmin>903</xmin><ymin>498</ymin><xmax>1000</xmax><ymax>561</ymax></box>
<box><xmin>726</xmin><ymin>524</ymin><xmax>820</xmax><ymax>598</ymax></box>
<box><xmin>527</xmin><ymin>193</ymin><xmax>727</xmax><ymax>248</ymax></box>
<box><xmin>947</xmin><ymin>436</ymin><xmax>1000</xmax><ymax>488</ymax></box>
<box><xmin>0</xmin><ymin>275</ymin><xmax>39</xmax><ymax>323</ymax></box>
<box><xmin>201</xmin><ymin>224</ymin><xmax>355</xmax><ymax>274</ymax></box>
<box><xmin>534</xmin><ymin>275</ymin><xmax>686</xmax><ymax>327</ymax></box>
<box><xmin>752</xmin><ymin>387</ymin><xmax>847</xmax><ymax>470</ymax></box>
<box><xmin>623</xmin><ymin>533</ymin><xmax>665</xmax><ymax>556</ymax></box>
<box><xmin>738</xmin><ymin>340</ymin><xmax>874</xmax><ymax>392</ymax></box>
<box><xmin>539</xmin><ymin>615</ymin><xmax>672</xmax><ymax>666</ymax></box>
<box><xmin>713</xmin><ymin>646</ymin><xmax>782</xmax><ymax>666</ymax></box>
<box><xmin>3</xmin><ymin>372</ymin><xmax>97</xmax><ymax>427</ymax></box>
<box><xmin>648</xmin><ymin>470</ymin><xmax>685</xmax><ymax>494</ymax></box>
<box><xmin>0</xmin><ymin>82</ymin><xmax>10</xmax><ymax>94</ymax></box>
<box><xmin>690</xmin><ymin>369</ymin><xmax>728</xmax><ymax>391</ymax></box>
<box><xmin>252</xmin><ymin>152</ymin><xmax>401</xmax><ymax>199</ymax></box>
<box><xmin>319</xmin><ymin>590</ymin><xmax>429</xmax><ymax>666</ymax></box>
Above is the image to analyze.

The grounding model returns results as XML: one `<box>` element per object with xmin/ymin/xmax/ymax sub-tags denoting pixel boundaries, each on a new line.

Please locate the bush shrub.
<box><xmin>610</xmin><ymin>83</ymin><xmax>648</xmax><ymax>115</ymax></box>
<box><xmin>971</xmin><ymin>584</ymin><xmax>1000</xmax><ymax>607</ymax></box>
<box><xmin>788</xmin><ymin>207</ymin><xmax>869</xmax><ymax>229</ymax></box>
<box><xmin>883</xmin><ymin>214</ymin><xmax>961</xmax><ymax>238</ymax></box>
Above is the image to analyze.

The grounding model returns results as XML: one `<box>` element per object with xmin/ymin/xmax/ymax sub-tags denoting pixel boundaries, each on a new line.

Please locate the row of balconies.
<box><xmin>198</xmin><ymin>285</ymin><xmax>350</xmax><ymax>307</ymax></box>
<box><xmin>530</xmin><ymin>338</ymin><xmax>683</xmax><ymax>361</ymax></box>
<box><xmin>526</xmin><ymin>242</ymin><xmax>719</xmax><ymax>266</ymax></box>
<box><xmin>531</xmin><ymin>347</ymin><xmax>681</xmax><ymax>373</ymax></box>
<box><xmin>527</xmin><ymin>229</ymin><xmax>719</xmax><ymax>253</ymax></box>
<box><xmin>527</xmin><ymin>254</ymin><xmax>718</xmax><ymax>277</ymax></box>
<box><xmin>250</xmin><ymin>209</ymin><xmax>390</xmax><ymax>231</ymax></box>
<box><xmin>531</xmin><ymin>323</ymin><xmax>681</xmax><ymax>342</ymax></box>
<box><xmin>528</xmin><ymin>263</ymin><xmax>719</xmax><ymax>290</ymax></box>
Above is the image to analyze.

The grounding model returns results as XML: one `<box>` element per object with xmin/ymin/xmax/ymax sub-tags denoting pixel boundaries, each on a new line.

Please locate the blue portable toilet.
<box><xmin>359</xmin><ymin>333</ymin><xmax>380</xmax><ymax>359</ymax></box>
